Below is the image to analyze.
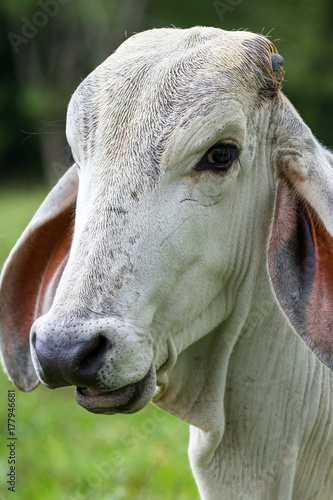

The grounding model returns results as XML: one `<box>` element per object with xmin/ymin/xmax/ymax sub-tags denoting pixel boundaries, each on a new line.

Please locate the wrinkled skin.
<box><xmin>1</xmin><ymin>27</ymin><xmax>333</xmax><ymax>499</ymax></box>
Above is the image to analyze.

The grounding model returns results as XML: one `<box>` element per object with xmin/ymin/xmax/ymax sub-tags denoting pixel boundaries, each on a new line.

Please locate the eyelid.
<box><xmin>207</xmin><ymin>140</ymin><xmax>239</xmax><ymax>152</ymax></box>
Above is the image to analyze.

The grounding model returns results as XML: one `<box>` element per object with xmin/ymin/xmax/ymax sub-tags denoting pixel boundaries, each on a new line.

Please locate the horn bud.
<box><xmin>271</xmin><ymin>53</ymin><xmax>284</xmax><ymax>74</ymax></box>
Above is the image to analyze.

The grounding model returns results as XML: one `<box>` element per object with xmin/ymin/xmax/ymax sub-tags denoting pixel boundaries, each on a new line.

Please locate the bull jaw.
<box><xmin>74</xmin><ymin>365</ymin><xmax>156</xmax><ymax>415</ymax></box>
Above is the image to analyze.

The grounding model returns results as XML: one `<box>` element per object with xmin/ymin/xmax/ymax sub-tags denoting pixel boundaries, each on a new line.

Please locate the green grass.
<box><xmin>0</xmin><ymin>184</ymin><xmax>199</xmax><ymax>500</ymax></box>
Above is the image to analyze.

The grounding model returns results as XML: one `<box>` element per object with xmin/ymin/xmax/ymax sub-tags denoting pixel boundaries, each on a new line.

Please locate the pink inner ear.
<box><xmin>2</xmin><ymin>209</ymin><xmax>74</xmax><ymax>341</ymax></box>
<box><xmin>269</xmin><ymin>178</ymin><xmax>333</xmax><ymax>368</ymax></box>
<box><xmin>268</xmin><ymin>178</ymin><xmax>297</xmax><ymax>253</ymax></box>
<box><xmin>305</xmin><ymin>204</ymin><xmax>333</xmax><ymax>359</ymax></box>
<box><xmin>36</xmin><ymin>231</ymin><xmax>72</xmax><ymax>317</ymax></box>
<box><xmin>0</xmin><ymin>205</ymin><xmax>74</xmax><ymax>391</ymax></box>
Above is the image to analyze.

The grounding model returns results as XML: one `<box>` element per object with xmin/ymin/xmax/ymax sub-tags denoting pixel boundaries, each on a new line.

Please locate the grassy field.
<box><xmin>0</xmin><ymin>185</ymin><xmax>199</xmax><ymax>500</ymax></box>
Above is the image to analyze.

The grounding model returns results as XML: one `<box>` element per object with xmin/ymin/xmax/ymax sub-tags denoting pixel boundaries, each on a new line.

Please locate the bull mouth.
<box><xmin>75</xmin><ymin>365</ymin><xmax>156</xmax><ymax>415</ymax></box>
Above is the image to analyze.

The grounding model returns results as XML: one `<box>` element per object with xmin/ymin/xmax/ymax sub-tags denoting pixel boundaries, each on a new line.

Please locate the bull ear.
<box><xmin>268</xmin><ymin>100</ymin><xmax>333</xmax><ymax>369</ymax></box>
<box><xmin>0</xmin><ymin>166</ymin><xmax>78</xmax><ymax>391</ymax></box>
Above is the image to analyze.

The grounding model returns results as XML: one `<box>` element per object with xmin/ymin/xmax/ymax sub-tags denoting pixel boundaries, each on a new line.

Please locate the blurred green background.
<box><xmin>0</xmin><ymin>0</ymin><xmax>332</xmax><ymax>498</ymax></box>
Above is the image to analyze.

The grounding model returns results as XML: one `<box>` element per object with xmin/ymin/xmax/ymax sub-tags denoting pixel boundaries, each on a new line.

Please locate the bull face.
<box><xmin>1</xmin><ymin>28</ymin><xmax>333</xmax><ymax>418</ymax></box>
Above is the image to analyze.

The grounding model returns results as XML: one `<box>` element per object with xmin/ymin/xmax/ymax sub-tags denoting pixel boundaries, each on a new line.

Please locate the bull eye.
<box><xmin>196</xmin><ymin>142</ymin><xmax>239</xmax><ymax>173</ymax></box>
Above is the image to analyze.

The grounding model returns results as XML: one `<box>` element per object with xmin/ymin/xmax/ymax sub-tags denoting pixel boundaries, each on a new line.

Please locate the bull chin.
<box><xmin>74</xmin><ymin>364</ymin><xmax>156</xmax><ymax>415</ymax></box>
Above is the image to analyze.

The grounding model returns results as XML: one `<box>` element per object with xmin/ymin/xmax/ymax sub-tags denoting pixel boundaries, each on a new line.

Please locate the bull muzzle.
<box><xmin>30</xmin><ymin>315</ymin><xmax>156</xmax><ymax>415</ymax></box>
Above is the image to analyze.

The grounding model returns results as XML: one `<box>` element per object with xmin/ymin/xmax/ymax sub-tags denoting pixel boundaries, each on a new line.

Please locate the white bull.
<box><xmin>1</xmin><ymin>27</ymin><xmax>333</xmax><ymax>499</ymax></box>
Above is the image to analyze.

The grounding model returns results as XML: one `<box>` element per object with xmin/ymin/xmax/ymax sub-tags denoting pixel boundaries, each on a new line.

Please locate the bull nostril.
<box><xmin>31</xmin><ymin>329</ymin><xmax>112</xmax><ymax>389</ymax></box>
<box><xmin>78</xmin><ymin>336</ymin><xmax>112</xmax><ymax>378</ymax></box>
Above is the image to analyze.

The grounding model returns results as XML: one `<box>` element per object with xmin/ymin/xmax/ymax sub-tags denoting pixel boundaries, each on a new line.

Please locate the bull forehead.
<box><xmin>66</xmin><ymin>27</ymin><xmax>280</xmax><ymax>172</ymax></box>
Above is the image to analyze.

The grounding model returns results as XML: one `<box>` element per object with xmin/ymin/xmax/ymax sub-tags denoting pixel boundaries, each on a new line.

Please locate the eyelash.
<box><xmin>195</xmin><ymin>142</ymin><xmax>240</xmax><ymax>173</ymax></box>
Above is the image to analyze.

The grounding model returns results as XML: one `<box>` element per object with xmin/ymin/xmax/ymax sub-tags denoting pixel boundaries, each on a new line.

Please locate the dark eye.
<box><xmin>196</xmin><ymin>143</ymin><xmax>239</xmax><ymax>173</ymax></box>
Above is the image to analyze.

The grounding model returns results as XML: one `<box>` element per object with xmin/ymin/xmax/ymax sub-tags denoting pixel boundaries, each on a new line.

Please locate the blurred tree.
<box><xmin>1</xmin><ymin>0</ymin><xmax>149</xmax><ymax>182</ymax></box>
<box><xmin>1</xmin><ymin>0</ymin><xmax>333</xmax><ymax>182</ymax></box>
